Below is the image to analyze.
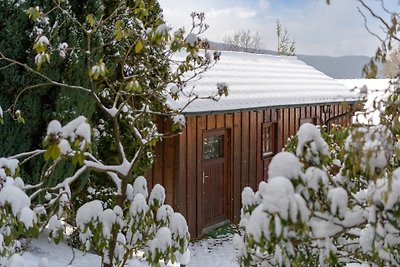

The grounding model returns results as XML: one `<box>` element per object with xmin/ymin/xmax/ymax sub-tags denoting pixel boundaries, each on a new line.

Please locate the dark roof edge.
<box><xmin>182</xmin><ymin>100</ymin><xmax>358</xmax><ymax>117</ymax></box>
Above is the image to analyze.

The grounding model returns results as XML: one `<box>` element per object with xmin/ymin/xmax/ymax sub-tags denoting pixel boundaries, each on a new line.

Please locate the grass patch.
<box><xmin>204</xmin><ymin>224</ymin><xmax>239</xmax><ymax>239</ymax></box>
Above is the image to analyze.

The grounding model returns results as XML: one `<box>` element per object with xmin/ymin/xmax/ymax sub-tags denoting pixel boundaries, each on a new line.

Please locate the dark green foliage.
<box><xmin>0</xmin><ymin>0</ymin><xmax>96</xmax><ymax>185</ymax></box>
<box><xmin>0</xmin><ymin>0</ymin><xmax>50</xmax><ymax>184</ymax></box>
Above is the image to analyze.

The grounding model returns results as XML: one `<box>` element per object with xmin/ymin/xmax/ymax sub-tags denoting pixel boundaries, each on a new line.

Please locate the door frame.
<box><xmin>200</xmin><ymin>128</ymin><xmax>232</xmax><ymax>232</ymax></box>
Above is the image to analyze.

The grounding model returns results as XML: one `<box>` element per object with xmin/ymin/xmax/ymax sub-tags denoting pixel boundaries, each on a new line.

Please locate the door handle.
<box><xmin>202</xmin><ymin>172</ymin><xmax>209</xmax><ymax>183</ymax></box>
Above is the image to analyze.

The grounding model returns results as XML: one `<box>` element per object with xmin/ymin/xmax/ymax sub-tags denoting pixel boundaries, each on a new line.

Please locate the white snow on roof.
<box><xmin>337</xmin><ymin>79</ymin><xmax>393</xmax><ymax>125</ymax></box>
<box><xmin>337</xmin><ymin>79</ymin><xmax>392</xmax><ymax>92</ymax></box>
<box><xmin>169</xmin><ymin>51</ymin><xmax>359</xmax><ymax>115</ymax></box>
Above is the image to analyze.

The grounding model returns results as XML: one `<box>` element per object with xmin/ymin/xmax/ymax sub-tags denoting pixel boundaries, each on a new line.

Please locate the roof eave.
<box><xmin>181</xmin><ymin>99</ymin><xmax>359</xmax><ymax>117</ymax></box>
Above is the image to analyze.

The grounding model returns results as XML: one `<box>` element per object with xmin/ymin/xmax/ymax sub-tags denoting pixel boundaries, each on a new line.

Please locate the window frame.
<box><xmin>261</xmin><ymin>122</ymin><xmax>278</xmax><ymax>159</ymax></box>
<box><xmin>203</xmin><ymin>134</ymin><xmax>225</xmax><ymax>160</ymax></box>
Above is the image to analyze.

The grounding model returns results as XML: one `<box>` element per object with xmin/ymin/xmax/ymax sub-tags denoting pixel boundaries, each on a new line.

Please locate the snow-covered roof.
<box><xmin>168</xmin><ymin>51</ymin><xmax>359</xmax><ymax>115</ymax></box>
<box><xmin>337</xmin><ymin>79</ymin><xmax>393</xmax><ymax>125</ymax></box>
<box><xmin>337</xmin><ymin>79</ymin><xmax>392</xmax><ymax>92</ymax></box>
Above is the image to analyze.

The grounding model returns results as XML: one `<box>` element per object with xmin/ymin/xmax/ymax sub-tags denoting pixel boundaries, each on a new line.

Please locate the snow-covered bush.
<box><xmin>0</xmin><ymin>1</ymin><xmax>225</xmax><ymax>266</ymax></box>
<box><xmin>236</xmin><ymin>106</ymin><xmax>400</xmax><ymax>266</ymax></box>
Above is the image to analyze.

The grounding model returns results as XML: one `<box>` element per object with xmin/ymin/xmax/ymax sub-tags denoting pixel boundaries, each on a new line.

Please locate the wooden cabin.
<box><xmin>147</xmin><ymin>52</ymin><xmax>359</xmax><ymax>237</ymax></box>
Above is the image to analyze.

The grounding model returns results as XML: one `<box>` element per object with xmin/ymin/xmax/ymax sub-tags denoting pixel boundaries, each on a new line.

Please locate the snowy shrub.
<box><xmin>0</xmin><ymin>1</ymin><xmax>225</xmax><ymax>266</ymax></box>
<box><xmin>236</xmin><ymin>99</ymin><xmax>400</xmax><ymax>266</ymax></box>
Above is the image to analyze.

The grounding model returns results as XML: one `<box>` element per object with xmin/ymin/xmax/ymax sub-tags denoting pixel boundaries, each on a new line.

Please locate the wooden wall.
<box><xmin>147</xmin><ymin>103</ymin><xmax>353</xmax><ymax>237</ymax></box>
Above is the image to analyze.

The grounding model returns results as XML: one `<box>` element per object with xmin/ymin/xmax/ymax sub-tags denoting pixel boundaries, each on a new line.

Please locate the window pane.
<box><xmin>262</xmin><ymin>123</ymin><xmax>276</xmax><ymax>158</ymax></box>
<box><xmin>204</xmin><ymin>135</ymin><xmax>224</xmax><ymax>160</ymax></box>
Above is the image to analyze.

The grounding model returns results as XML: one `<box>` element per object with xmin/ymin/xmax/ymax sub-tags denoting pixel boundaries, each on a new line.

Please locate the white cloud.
<box><xmin>258</xmin><ymin>0</ymin><xmax>270</xmax><ymax>11</ymax></box>
<box><xmin>207</xmin><ymin>7</ymin><xmax>257</xmax><ymax>19</ymax></box>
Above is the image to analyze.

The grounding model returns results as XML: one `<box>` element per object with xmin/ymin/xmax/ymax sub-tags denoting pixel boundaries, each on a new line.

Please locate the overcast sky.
<box><xmin>158</xmin><ymin>0</ymin><xmax>396</xmax><ymax>57</ymax></box>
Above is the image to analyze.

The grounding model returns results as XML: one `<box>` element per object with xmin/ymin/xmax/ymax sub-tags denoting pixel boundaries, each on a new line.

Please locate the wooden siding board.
<box><xmin>283</xmin><ymin>109</ymin><xmax>289</xmax><ymax>146</ymax></box>
<box><xmin>163</xmin><ymin>135</ymin><xmax>175</xmax><ymax>205</ymax></box>
<box><xmin>249</xmin><ymin>112</ymin><xmax>257</xmax><ymax>189</ymax></box>
<box><xmin>176</xmin><ymin>126</ymin><xmax>187</xmax><ymax>217</ymax></box>
<box><xmin>241</xmin><ymin>112</ymin><xmax>250</xmax><ymax>188</ymax></box>
<box><xmin>207</xmin><ymin>114</ymin><xmax>216</xmax><ymax>130</ymax></box>
<box><xmin>291</xmin><ymin>108</ymin><xmax>296</xmax><ymax>137</ymax></box>
<box><xmin>216</xmin><ymin>114</ymin><xmax>225</xmax><ymax>129</ymax></box>
<box><xmin>146</xmin><ymin>160</ymin><xmax>154</xmax><ymax>190</ymax></box>
<box><xmin>271</xmin><ymin>109</ymin><xmax>277</xmax><ymax>122</ymax></box>
<box><xmin>233</xmin><ymin>113</ymin><xmax>242</xmax><ymax>222</ymax></box>
<box><xmin>256</xmin><ymin>111</ymin><xmax>263</xmax><ymax>184</ymax></box>
<box><xmin>295</xmin><ymin>107</ymin><xmax>301</xmax><ymax>132</ymax></box>
<box><xmin>153</xmin><ymin>123</ymin><xmax>164</xmax><ymax>187</ymax></box>
<box><xmin>224</xmin><ymin>114</ymin><xmax>234</xmax><ymax>221</ymax></box>
<box><xmin>186</xmin><ymin>116</ymin><xmax>197</xmax><ymax>236</ymax></box>
<box><xmin>196</xmin><ymin>116</ymin><xmax>206</xmax><ymax>235</ymax></box>
<box><xmin>300</xmin><ymin>106</ymin><xmax>305</xmax><ymax>121</ymax></box>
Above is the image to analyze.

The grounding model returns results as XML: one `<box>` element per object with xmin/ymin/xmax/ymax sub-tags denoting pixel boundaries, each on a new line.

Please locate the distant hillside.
<box><xmin>209</xmin><ymin>41</ymin><xmax>376</xmax><ymax>79</ymax></box>
<box><xmin>297</xmin><ymin>55</ymin><xmax>372</xmax><ymax>79</ymax></box>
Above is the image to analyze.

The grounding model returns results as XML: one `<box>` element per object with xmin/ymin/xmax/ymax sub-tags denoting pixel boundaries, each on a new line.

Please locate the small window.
<box><xmin>262</xmin><ymin>122</ymin><xmax>277</xmax><ymax>159</ymax></box>
<box><xmin>204</xmin><ymin>135</ymin><xmax>224</xmax><ymax>160</ymax></box>
<box><xmin>300</xmin><ymin>117</ymin><xmax>317</xmax><ymax>125</ymax></box>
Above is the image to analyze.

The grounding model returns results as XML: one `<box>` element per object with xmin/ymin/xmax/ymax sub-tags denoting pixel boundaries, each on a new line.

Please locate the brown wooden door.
<box><xmin>203</xmin><ymin>130</ymin><xmax>229</xmax><ymax>227</ymax></box>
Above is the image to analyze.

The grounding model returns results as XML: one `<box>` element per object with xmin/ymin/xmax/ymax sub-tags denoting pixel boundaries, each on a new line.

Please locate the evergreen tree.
<box><xmin>0</xmin><ymin>0</ymin><xmax>98</xmax><ymax>185</ymax></box>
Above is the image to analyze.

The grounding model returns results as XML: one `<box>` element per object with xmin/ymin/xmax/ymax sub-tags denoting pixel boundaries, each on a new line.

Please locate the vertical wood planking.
<box><xmin>186</xmin><ymin>116</ymin><xmax>197</xmax><ymax>236</ymax></box>
<box><xmin>249</xmin><ymin>112</ymin><xmax>257</xmax><ymax>190</ymax></box>
<box><xmin>241</xmin><ymin>112</ymin><xmax>250</xmax><ymax>188</ymax></box>
<box><xmin>216</xmin><ymin>114</ymin><xmax>225</xmax><ymax>129</ymax></box>
<box><xmin>289</xmin><ymin>108</ymin><xmax>295</xmax><ymax>137</ymax></box>
<box><xmin>146</xmin><ymin>161</ymin><xmax>154</xmax><ymax>190</ymax></box>
<box><xmin>276</xmin><ymin>109</ymin><xmax>283</xmax><ymax>151</ymax></box>
<box><xmin>256</xmin><ymin>110</ymin><xmax>263</xmax><ymax>184</ymax></box>
<box><xmin>295</xmin><ymin>107</ymin><xmax>301</xmax><ymax>132</ymax></box>
<box><xmin>196</xmin><ymin>116</ymin><xmax>206</xmax><ymax>236</ymax></box>
<box><xmin>283</xmin><ymin>109</ymin><xmax>290</xmax><ymax>146</ymax></box>
<box><xmin>224</xmin><ymin>113</ymin><xmax>234</xmax><ymax>221</ymax></box>
<box><xmin>311</xmin><ymin>106</ymin><xmax>317</xmax><ymax>124</ymax></box>
<box><xmin>176</xmin><ymin>126</ymin><xmax>187</xmax><ymax>217</ymax></box>
<box><xmin>163</xmin><ymin>134</ymin><xmax>175</xmax><ymax>205</ymax></box>
<box><xmin>233</xmin><ymin>113</ymin><xmax>242</xmax><ymax>222</ymax></box>
<box><xmin>271</xmin><ymin>109</ymin><xmax>277</xmax><ymax>122</ymax></box>
<box><xmin>300</xmin><ymin>106</ymin><xmax>306</xmax><ymax>122</ymax></box>
<box><xmin>207</xmin><ymin>114</ymin><xmax>216</xmax><ymax>130</ymax></box>
<box><xmin>153</xmin><ymin>121</ymin><xmax>164</xmax><ymax>186</ymax></box>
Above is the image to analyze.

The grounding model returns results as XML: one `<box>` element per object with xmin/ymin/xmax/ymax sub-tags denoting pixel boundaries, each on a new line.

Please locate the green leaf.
<box><xmin>51</xmin><ymin>144</ymin><xmax>61</xmax><ymax>160</ymax></box>
<box><xmin>44</xmin><ymin>148</ymin><xmax>51</xmax><ymax>161</ymax></box>
<box><xmin>72</xmin><ymin>152</ymin><xmax>84</xmax><ymax>166</ymax></box>
<box><xmin>114</xmin><ymin>29</ymin><xmax>124</xmax><ymax>41</ymax></box>
<box><xmin>86</xmin><ymin>14</ymin><xmax>95</xmax><ymax>27</ymax></box>
<box><xmin>33</xmin><ymin>42</ymin><xmax>47</xmax><ymax>53</ymax></box>
<box><xmin>72</xmin><ymin>153</ymin><xmax>79</xmax><ymax>165</ymax></box>
<box><xmin>17</xmin><ymin>116</ymin><xmax>25</xmax><ymax>124</ymax></box>
<box><xmin>135</xmin><ymin>40</ymin><xmax>144</xmax><ymax>53</ymax></box>
<box><xmin>44</xmin><ymin>144</ymin><xmax>61</xmax><ymax>161</ymax></box>
<box><xmin>26</xmin><ymin>7</ymin><xmax>40</xmax><ymax>21</ymax></box>
<box><xmin>29</xmin><ymin>224</ymin><xmax>40</xmax><ymax>238</ymax></box>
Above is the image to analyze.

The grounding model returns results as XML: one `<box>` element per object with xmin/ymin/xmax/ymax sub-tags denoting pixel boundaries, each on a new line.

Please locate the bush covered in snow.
<box><xmin>0</xmin><ymin>1</ymin><xmax>225</xmax><ymax>266</ymax></box>
<box><xmin>236</xmin><ymin>101</ymin><xmax>400</xmax><ymax>266</ymax></box>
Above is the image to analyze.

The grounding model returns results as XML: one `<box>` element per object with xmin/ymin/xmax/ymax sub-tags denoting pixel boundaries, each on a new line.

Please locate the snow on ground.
<box><xmin>189</xmin><ymin>235</ymin><xmax>238</xmax><ymax>267</ymax></box>
<box><xmin>21</xmin><ymin>232</ymin><xmax>238</xmax><ymax>266</ymax></box>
